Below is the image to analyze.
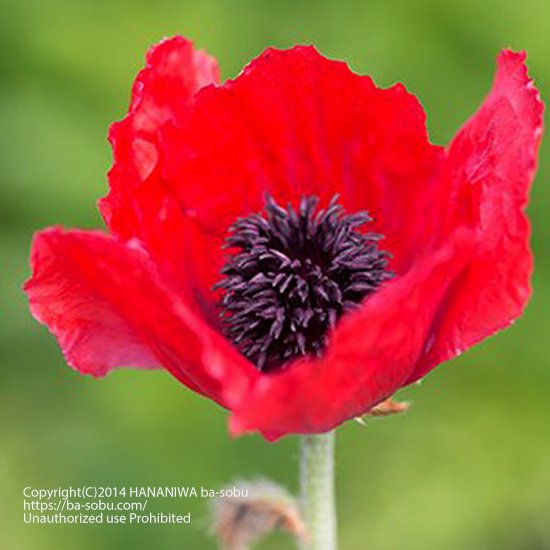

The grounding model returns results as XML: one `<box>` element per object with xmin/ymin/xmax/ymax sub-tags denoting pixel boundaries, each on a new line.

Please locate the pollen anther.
<box><xmin>216</xmin><ymin>195</ymin><xmax>393</xmax><ymax>371</ymax></box>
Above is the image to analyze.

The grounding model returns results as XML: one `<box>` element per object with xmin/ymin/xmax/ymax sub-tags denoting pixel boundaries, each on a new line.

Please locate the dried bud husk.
<box><xmin>355</xmin><ymin>398</ymin><xmax>410</xmax><ymax>424</ymax></box>
<box><xmin>211</xmin><ymin>479</ymin><xmax>307</xmax><ymax>550</ymax></box>
<box><xmin>369</xmin><ymin>398</ymin><xmax>410</xmax><ymax>416</ymax></box>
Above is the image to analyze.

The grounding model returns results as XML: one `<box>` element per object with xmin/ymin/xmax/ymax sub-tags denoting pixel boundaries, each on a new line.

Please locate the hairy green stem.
<box><xmin>299</xmin><ymin>432</ymin><xmax>337</xmax><ymax>550</ymax></box>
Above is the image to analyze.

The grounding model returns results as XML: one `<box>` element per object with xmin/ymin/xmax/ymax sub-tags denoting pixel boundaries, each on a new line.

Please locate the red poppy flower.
<box><xmin>25</xmin><ymin>37</ymin><xmax>543</xmax><ymax>440</ymax></box>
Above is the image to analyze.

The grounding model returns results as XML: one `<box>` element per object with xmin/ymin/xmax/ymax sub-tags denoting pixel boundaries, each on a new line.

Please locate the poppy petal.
<box><xmin>24</xmin><ymin>228</ymin><xmax>258</xmax><ymax>405</ymax></box>
<box><xmin>99</xmin><ymin>37</ymin><xmax>221</xmax><ymax>317</ymax></box>
<box><xmin>230</xmin><ymin>229</ymin><xmax>475</xmax><ymax>438</ymax></box>
<box><xmin>100</xmin><ymin>36</ymin><xmax>219</xmax><ymax>239</ymax></box>
<box><xmin>162</xmin><ymin>45</ymin><xmax>443</xmax><ymax>279</ymax></box>
<box><xmin>406</xmin><ymin>50</ymin><xmax>544</xmax><ymax>384</ymax></box>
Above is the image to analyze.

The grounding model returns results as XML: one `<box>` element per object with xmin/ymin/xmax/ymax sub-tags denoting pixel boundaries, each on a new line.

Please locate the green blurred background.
<box><xmin>1</xmin><ymin>0</ymin><xmax>548</xmax><ymax>548</ymax></box>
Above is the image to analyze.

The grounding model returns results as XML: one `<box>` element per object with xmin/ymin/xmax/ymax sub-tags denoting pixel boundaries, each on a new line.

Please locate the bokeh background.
<box><xmin>1</xmin><ymin>0</ymin><xmax>549</xmax><ymax>548</ymax></box>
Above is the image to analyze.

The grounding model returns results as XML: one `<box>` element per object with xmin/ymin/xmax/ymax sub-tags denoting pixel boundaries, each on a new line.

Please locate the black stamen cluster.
<box><xmin>215</xmin><ymin>195</ymin><xmax>393</xmax><ymax>372</ymax></box>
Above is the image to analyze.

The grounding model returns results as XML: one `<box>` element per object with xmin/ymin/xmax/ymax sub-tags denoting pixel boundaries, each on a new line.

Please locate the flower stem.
<box><xmin>299</xmin><ymin>432</ymin><xmax>337</xmax><ymax>550</ymax></box>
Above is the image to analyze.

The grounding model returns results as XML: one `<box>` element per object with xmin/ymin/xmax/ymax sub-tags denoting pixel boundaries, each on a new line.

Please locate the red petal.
<box><xmin>101</xmin><ymin>36</ymin><xmax>218</xmax><ymax>238</ymax></box>
<box><xmin>99</xmin><ymin>37</ymin><xmax>220</xmax><ymax>315</ymax></box>
<box><xmin>406</xmin><ymin>50</ymin><xmax>544</xmax><ymax>384</ymax></box>
<box><xmin>230</xmin><ymin>229</ymin><xmax>475</xmax><ymax>438</ymax></box>
<box><xmin>162</xmin><ymin>45</ymin><xmax>443</xmax><ymax>278</ymax></box>
<box><xmin>24</xmin><ymin>228</ymin><xmax>258</xmax><ymax>406</ymax></box>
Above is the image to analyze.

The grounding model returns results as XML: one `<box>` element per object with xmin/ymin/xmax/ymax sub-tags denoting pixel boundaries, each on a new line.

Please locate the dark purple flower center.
<box><xmin>215</xmin><ymin>195</ymin><xmax>393</xmax><ymax>372</ymax></box>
